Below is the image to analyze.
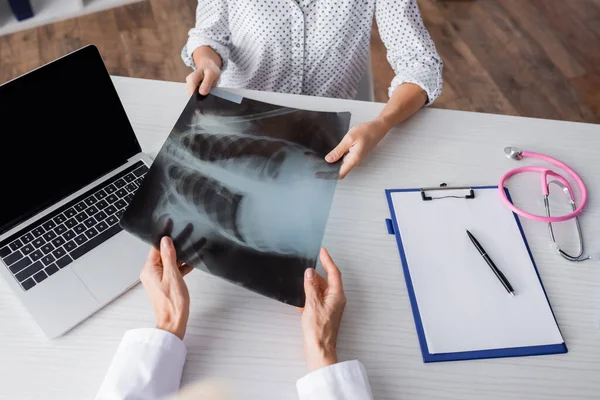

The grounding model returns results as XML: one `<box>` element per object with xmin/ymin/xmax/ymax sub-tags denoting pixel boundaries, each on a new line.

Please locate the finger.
<box><xmin>178</xmin><ymin>263</ymin><xmax>194</xmax><ymax>277</ymax></box>
<box><xmin>174</xmin><ymin>223</ymin><xmax>194</xmax><ymax>247</ymax></box>
<box><xmin>325</xmin><ymin>133</ymin><xmax>354</xmax><ymax>163</ymax></box>
<box><xmin>315</xmin><ymin>171</ymin><xmax>339</xmax><ymax>180</ymax></box>
<box><xmin>320</xmin><ymin>248</ymin><xmax>344</xmax><ymax>294</ymax></box>
<box><xmin>338</xmin><ymin>152</ymin><xmax>360</xmax><ymax>180</ymax></box>
<box><xmin>162</xmin><ymin>218</ymin><xmax>174</xmax><ymax>239</ymax></box>
<box><xmin>160</xmin><ymin>236</ymin><xmax>180</xmax><ymax>279</ymax></box>
<box><xmin>199</xmin><ymin>69</ymin><xmax>217</xmax><ymax>95</ymax></box>
<box><xmin>303</xmin><ymin>268</ymin><xmax>325</xmax><ymax>305</ymax></box>
<box><xmin>185</xmin><ymin>71</ymin><xmax>202</xmax><ymax>96</ymax></box>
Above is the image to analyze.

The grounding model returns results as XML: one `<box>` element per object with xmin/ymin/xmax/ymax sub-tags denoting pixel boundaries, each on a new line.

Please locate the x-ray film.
<box><xmin>120</xmin><ymin>90</ymin><xmax>350</xmax><ymax>307</ymax></box>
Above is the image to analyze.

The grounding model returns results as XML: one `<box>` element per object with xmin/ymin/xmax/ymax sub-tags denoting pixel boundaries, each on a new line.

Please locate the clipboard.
<box><xmin>385</xmin><ymin>185</ymin><xmax>567</xmax><ymax>363</ymax></box>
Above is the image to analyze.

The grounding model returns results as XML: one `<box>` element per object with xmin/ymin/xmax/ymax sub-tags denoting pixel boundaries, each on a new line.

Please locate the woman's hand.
<box><xmin>186</xmin><ymin>47</ymin><xmax>222</xmax><ymax>96</ymax></box>
<box><xmin>300</xmin><ymin>248</ymin><xmax>347</xmax><ymax>372</ymax></box>
<box><xmin>325</xmin><ymin>119</ymin><xmax>390</xmax><ymax>179</ymax></box>
<box><xmin>140</xmin><ymin>236</ymin><xmax>194</xmax><ymax>340</ymax></box>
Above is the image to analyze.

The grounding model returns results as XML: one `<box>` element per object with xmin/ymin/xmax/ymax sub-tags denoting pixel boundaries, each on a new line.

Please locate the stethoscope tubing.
<box><xmin>499</xmin><ymin>151</ymin><xmax>588</xmax><ymax>223</ymax></box>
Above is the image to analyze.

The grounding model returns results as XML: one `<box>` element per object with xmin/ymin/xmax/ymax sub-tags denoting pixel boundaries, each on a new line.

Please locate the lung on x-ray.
<box><xmin>120</xmin><ymin>90</ymin><xmax>350</xmax><ymax>307</ymax></box>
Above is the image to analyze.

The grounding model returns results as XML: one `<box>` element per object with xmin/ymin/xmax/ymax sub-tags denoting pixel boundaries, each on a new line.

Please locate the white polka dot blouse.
<box><xmin>182</xmin><ymin>0</ymin><xmax>443</xmax><ymax>104</ymax></box>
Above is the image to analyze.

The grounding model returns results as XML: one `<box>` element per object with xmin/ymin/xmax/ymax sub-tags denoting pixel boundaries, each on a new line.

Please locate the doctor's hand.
<box><xmin>300</xmin><ymin>248</ymin><xmax>347</xmax><ymax>372</ymax></box>
<box><xmin>186</xmin><ymin>46</ymin><xmax>222</xmax><ymax>96</ymax></box>
<box><xmin>140</xmin><ymin>236</ymin><xmax>194</xmax><ymax>340</ymax></box>
<box><xmin>325</xmin><ymin>120</ymin><xmax>390</xmax><ymax>179</ymax></box>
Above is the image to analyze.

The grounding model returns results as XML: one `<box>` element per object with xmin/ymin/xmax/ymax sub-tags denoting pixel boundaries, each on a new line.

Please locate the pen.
<box><xmin>466</xmin><ymin>230</ymin><xmax>515</xmax><ymax>297</ymax></box>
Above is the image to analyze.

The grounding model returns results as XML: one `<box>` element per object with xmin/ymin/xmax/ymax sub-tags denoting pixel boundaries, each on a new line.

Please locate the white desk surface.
<box><xmin>1</xmin><ymin>76</ymin><xmax>599</xmax><ymax>400</ymax></box>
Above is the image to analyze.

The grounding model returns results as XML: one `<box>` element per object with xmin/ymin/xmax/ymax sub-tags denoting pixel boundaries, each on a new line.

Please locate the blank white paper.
<box><xmin>390</xmin><ymin>188</ymin><xmax>564</xmax><ymax>354</ymax></box>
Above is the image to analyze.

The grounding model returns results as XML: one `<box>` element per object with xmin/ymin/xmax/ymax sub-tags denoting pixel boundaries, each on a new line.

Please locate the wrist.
<box><xmin>305</xmin><ymin>341</ymin><xmax>338</xmax><ymax>372</ymax></box>
<box><xmin>369</xmin><ymin>118</ymin><xmax>392</xmax><ymax>139</ymax></box>
<box><xmin>156</xmin><ymin>314</ymin><xmax>187</xmax><ymax>340</ymax></box>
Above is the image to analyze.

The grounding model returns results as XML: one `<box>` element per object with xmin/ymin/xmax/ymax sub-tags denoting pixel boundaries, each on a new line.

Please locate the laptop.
<box><xmin>0</xmin><ymin>45</ymin><xmax>152</xmax><ymax>339</ymax></box>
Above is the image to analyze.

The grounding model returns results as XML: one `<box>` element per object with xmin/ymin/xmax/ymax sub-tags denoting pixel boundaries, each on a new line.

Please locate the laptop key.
<box><xmin>42</xmin><ymin>254</ymin><xmax>55</xmax><ymax>266</ymax></box>
<box><xmin>106</xmin><ymin>194</ymin><xmax>118</xmax><ymax>203</ymax></box>
<box><xmin>21</xmin><ymin>244</ymin><xmax>35</xmax><ymax>255</ymax></box>
<box><xmin>104</xmin><ymin>205</ymin><xmax>117</xmax><ymax>216</ymax></box>
<box><xmin>124</xmin><ymin>194</ymin><xmax>133</xmax><ymax>204</ymax></box>
<box><xmin>52</xmin><ymin>237</ymin><xmax>65</xmax><ymax>247</ymax></box>
<box><xmin>124</xmin><ymin>174</ymin><xmax>135</xmax><ymax>183</ymax></box>
<box><xmin>30</xmin><ymin>250</ymin><xmax>43</xmax><ymax>262</ymax></box>
<box><xmin>114</xmin><ymin>178</ymin><xmax>126</xmax><ymax>188</ymax></box>
<box><xmin>85</xmin><ymin>228</ymin><xmax>99</xmax><ymax>239</ymax></box>
<box><xmin>56</xmin><ymin>255</ymin><xmax>73</xmax><ymax>269</ymax></box>
<box><xmin>33</xmin><ymin>270</ymin><xmax>48</xmax><ymax>284</ymax></box>
<box><xmin>21</xmin><ymin>233</ymin><xmax>34</xmax><ymax>244</ymax></box>
<box><xmin>74</xmin><ymin>234</ymin><xmax>88</xmax><ymax>246</ymax></box>
<box><xmin>74</xmin><ymin>224</ymin><xmax>86</xmax><ymax>234</ymax></box>
<box><xmin>64</xmin><ymin>240</ymin><xmax>77</xmax><ymax>252</ymax></box>
<box><xmin>105</xmin><ymin>184</ymin><xmax>116</xmax><ymax>194</ymax></box>
<box><xmin>63</xmin><ymin>230</ymin><xmax>76</xmax><ymax>241</ymax></box>
<box><xmin>75</xmin><ymin>213</ymin><xmax>87</xmax><ymax>223</ymax></box>
<box><xmin>32</xmin><ymin>237</ymin><xmax>45</xmax><ymax>248</ymax></box>
<box><xmin>52</xmin><ymin>247</ymin><xmax>66</xmax><ymax>259</ymax></box>
<box><xmin>83</xmin><ymin>218</ymin><xmax>96</xmax><ymax>228</ymax></box>
<box><xmin>41</xmin><ymin>243</ymin><xmax>55</xmax><ymax>254</ymax></box>
<box><xmin>3</xmin><ymin>250</ymin><xmax>23</xmax><ymax>266</ymax></box>
<box><xmin>9</xmin><ymin>239</ymin><xmax>23</xmax><ymax>251</ymax></box>
<box><xmin>84</xmin><ymin>196</ymin><xmax>97</xmax><ymax>206</ymax></box>
<box><xmin>9</xmin><ymin>256</ymin><xmax>31</xmax><ymax>274</ymax></box>
<box><xmin>96</xmin><ymin>199</ymin><xmax>109</xmax><ymax>210</ymax></box>
<box><xmin>106</xmin><ymin>215</ymin><xmax>119</xmax><ymax>226</ymax></box>
<box><xmin>115</xmin><ymin>199</ymin><xmax>127</xmax><ymax>209</ymax></box>
<box><xmin>42</xmin><ymin>220</ymin><xmax>56</xmax><ymax>231</ymax></box>
<box><xmin>32</xmin><ymin>227</ymin><xmax>45</xmax><ymax>237</ymax></box>
<box><xmin>116</xmin><ymin>188</ymin><xmax>128</xmax><ymax>198</ymax></box>
<box><xmin>0</xmin><ymin>246</ymin><xmax>11</xmax><ymax>258</ymax></box>
<box><xmin>125</xmin><ymin>182</ymin><xmax>137</xmax><ymax>192</ymax></box>
<box><xmin>74</xmin><ymin>202</ymin><xmax>87</xmax><ymax>212</ymax></box>
<box><xmin>54</xmin><ymin>224</ymin><xmax>67</xmax><ymax>235</ymax></box>
<box><xmin>64</xmin><ymin>208</ymin><xmax>77</xmax><ymax>218</ymax></box>
<box><xmin>15</xmin><ymin>261</ymin><xmax>43</xmax><ymax>282</ymax></box>
<box><xmin>71</xmin><ymin>224</ymin><xmax>122</xmax><ymax>260</ymax></box>
<box><xmin>96</xmin><ymin>211</ymin><xmax>108</xmax><ymax>221</ymax></box>
<box><xmin>21</xmin><ymin>278</ymin><xmax>36</xmax><ymax>291</ymax></box>
<box><xmin>96</xmin><ymin>221</ymin><xmax>108</xmax><ymax>232</ymax></box>
<box><xmin>86</xmin><ymin>206</ymin><xmax>99</xmax><ymax>216</ymax></box>
<box><xmin>65</xmin><ymin>218</ymin><xmax>77</xmax><ymax>229</ymax></box>
<box><xmin>116</xmin><ymin>209</ymin><xmax>125</xmax><ymax>219</ymax></box>
<box><xmin>53</xmin><ymin>214</ymin><xmax>66</xmax><ymax>225</ymax></box>
<box><xmin>45</xmin><ymin>264</ymin><xmax>59</xmax><ymax>276</ymax></box>
<box><xmin>95</xmin><ymin>190</ymin><xmax>107</xmax><ymax>200</ymax></box>
<box><xmin>43</xmin><ymin>230</ymin><xmax>57</xmax><ymax>241</ymax></box>
<box><xmin>133</xmin><ymin>165</ymin><xmax>149</xmax><ymax>177</ymax></box>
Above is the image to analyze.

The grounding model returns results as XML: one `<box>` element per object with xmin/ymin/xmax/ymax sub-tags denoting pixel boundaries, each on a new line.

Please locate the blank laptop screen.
<box><xmin>0</xmin><ymin>45</ymin><xmax>141</xmax><ymax>234</ymax></box>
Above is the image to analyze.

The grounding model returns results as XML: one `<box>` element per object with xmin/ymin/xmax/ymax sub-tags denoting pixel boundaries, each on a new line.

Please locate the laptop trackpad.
<box><xmin>72</xmin><ymin>231</ymin><xmax>149</xmax><ymax>303</ymax></box>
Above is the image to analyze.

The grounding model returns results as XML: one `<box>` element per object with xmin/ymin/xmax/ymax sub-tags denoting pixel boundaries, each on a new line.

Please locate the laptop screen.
<box><xmin>0</xmin><ymin>45</ymin><xmax>141</xmax><ymax>234</ymax></box>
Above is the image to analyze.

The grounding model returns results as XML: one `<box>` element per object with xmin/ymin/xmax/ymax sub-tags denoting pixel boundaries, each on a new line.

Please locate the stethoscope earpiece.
<box><xmin>504</xmin><ymin>146</ymin><xmax>524</xmax><ymax>160</ymax></box>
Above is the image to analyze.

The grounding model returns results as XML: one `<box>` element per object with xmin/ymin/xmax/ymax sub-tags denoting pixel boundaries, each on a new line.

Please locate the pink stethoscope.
<box><xmin>499</xmin><ymin>147</ymin><xmax>597</xmax><ymax>262</ymax></box>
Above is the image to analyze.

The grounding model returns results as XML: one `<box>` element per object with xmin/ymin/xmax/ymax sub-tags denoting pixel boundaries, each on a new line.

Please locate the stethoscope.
<box><xmin>499</xmin><ymin>147</ymin><xmax>598</xmax><ymax>262</ymax></box>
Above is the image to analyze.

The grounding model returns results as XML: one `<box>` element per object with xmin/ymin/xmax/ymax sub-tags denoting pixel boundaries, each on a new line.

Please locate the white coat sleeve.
<box><xmin>95</xmin><ymin>328</ymin><xmax>187</xmax><ymax>400</ymax></box>
<box><xmin>296</xmin><ymin>360</ymin><xmax>374</xmax><ymax>400</ymax></box>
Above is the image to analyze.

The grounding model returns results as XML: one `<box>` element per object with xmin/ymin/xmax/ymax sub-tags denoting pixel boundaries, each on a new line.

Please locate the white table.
<box><xmin>1</xmin><ymin>76</ymin><xmax>599</xmax><ymax>400</ymax></box>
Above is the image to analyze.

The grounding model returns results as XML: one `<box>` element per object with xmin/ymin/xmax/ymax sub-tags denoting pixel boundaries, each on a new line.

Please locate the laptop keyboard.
<box><xmin>0</xmin><ymin>161</ymin><xmax>148</xmax><ymax>292</ymax></box>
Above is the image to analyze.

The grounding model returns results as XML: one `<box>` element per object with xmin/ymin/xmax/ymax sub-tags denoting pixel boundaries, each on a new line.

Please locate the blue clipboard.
<box><xmin>385</xmin><ymin>185</ymin><xmax>567</xmax><ymax>363</ymax></box>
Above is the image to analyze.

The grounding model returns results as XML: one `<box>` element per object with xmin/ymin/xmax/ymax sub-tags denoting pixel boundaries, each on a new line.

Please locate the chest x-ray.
<box><xmin>120</xmin><ymin>90</ymin><xmax>350</xmax><ymax>306</ymax></box>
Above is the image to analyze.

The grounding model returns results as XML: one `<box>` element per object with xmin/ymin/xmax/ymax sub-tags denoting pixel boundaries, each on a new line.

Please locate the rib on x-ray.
<box><xmin>120</xmin><ymin>91</ymin><xmax>350</xmax><ymax>306</ymax></box>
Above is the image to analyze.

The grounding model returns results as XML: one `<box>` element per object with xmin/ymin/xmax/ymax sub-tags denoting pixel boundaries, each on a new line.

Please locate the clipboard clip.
<box><xmin>420</xmin><ymin>184</ymin><xmax>475</xmax><ymax>201</ymax></box>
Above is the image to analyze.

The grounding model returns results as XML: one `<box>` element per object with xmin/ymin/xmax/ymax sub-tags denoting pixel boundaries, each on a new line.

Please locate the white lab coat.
<box><xmin>96</xmin><ymin>328</ymin><xmax>374</xmax><ymax>400</ymax></box>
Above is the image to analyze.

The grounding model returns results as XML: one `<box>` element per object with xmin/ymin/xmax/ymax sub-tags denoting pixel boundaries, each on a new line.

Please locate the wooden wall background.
<box><xmin>1</xmin><ymin>0</ymin><xmax>599</xmax><ymax>123</ymax></box>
